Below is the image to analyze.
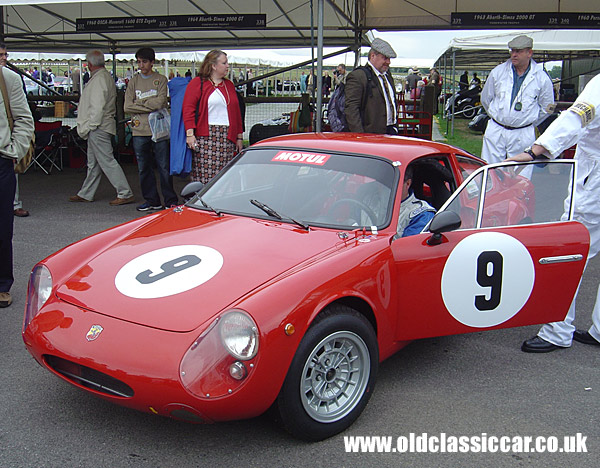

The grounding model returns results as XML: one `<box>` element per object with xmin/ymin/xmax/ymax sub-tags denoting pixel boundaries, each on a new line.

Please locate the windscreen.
<box><xmin>190</xmin><ymin>148</ymin><xmax>397</xmax><ymax>230</ymax></box>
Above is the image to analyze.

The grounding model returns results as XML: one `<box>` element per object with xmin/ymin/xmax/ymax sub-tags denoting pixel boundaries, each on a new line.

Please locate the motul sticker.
<box><xmin>272</xmin><ymin>151</ymin><xmax>330</xmax><ymax>165</ymax></box>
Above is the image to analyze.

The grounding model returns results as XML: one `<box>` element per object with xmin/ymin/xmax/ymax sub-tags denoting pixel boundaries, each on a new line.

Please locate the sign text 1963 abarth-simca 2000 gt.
<box><xmin>23</xmin><ymin>133</ymin><xmax>589</xmax><ymax>440</ymax></box>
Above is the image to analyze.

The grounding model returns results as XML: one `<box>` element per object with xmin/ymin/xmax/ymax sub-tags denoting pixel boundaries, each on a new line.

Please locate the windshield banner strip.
<box><xmin>272</xmin><ymin>151</ymin><xmax>331</xmax><ymax>166</ymax></box>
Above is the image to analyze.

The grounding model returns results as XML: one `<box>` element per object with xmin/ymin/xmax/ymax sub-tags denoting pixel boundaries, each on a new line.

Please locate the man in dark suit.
<box><xmin>345</xmin><ymin>38</ymin><xmax>397</xmax><ymax>134</ymax></box>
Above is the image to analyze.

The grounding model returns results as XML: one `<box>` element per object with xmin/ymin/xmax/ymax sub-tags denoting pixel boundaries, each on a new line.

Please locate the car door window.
<box><xmin>439</xmin><ymin>160</ymin><xmax>577</xmax><ymax>229</ymax></box>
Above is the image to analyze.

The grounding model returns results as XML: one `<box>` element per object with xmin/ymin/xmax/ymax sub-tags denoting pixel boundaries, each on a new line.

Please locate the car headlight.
<box><xmin>23</xmin><ymin>265</ymin><xmax>53</xmax><ymax>332</ymax></box>
<box><xmin>180</xmin><ymin>309</ymin><xmax>259</xmax><ymax>399</ymax></box>
<box><xmin>220</xmin><ymin>310</ymin><xmax>258</xmax><ymax>360</ymax></box>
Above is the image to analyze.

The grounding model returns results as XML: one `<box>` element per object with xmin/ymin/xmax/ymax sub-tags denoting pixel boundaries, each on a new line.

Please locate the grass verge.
<box><xmin>434</xmin><ymin>115</ymin><xmax>484</xmax><ymax>157</ymax></box>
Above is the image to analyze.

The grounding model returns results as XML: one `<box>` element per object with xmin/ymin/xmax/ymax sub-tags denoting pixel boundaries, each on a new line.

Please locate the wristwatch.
<box><xmin>524</xmin><ymin>147</ymin><xmax>536</xmax><ymax>159</ymax></box>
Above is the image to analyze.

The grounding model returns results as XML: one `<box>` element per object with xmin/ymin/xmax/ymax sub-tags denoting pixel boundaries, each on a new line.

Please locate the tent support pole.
<box><xmin>450</xmin><ymin>50</ymin><xmax>456</xmax><ymax>138</ymax></box>
<box><xmin>316</xmin><ymin>0</ymin><xmax>324</xmax><ymax>132</ymax></box>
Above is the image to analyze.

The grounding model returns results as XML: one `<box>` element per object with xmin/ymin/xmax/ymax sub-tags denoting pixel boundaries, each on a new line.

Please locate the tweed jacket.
<box><xmin>345</xmin><ymin>62</ymin><xmax>396</xmax><ymax>134</ymax></box>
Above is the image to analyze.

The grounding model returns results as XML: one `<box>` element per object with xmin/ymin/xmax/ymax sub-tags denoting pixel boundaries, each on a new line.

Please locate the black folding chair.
<box><xmin>26</xmin><ymin>120</ymin><xmax>64</xmax><ymax>174</ymax></box>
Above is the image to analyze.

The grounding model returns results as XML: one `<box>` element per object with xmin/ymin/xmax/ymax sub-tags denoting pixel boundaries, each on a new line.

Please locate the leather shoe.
<box><xmin>14</xmin><ymin>208</ymin><xmax>29</xmax><ymax>217</ymax></box>
<box><xmin>109</xmin><ymin>196</ymin><xmax>135</xmax><ymax>206</ymax></box>
<box><xmin>573</xmin><ymin>330</ymin><xmax>600</xmax><ymax>346</ymax></box>
<box><xmin>521</xmin><ymin>335</ymin><xmax>564</xmax><ymax>353</ymax></box>
<box><xmin>0</xmin><ymin>292</ymin><xmax>12</xmax><ymax>308</ymax></box>
<box><xmin>69</xmin><ymin>195</ymin><xmax>91</xmax><ymax>202</ymax></box>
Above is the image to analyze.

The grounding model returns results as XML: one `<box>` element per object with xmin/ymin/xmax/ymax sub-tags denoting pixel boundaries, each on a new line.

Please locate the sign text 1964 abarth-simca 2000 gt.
<box><xmin>23</xmin><ymin>133</ymin><xmax>589</xmax><ymax>440</ymax></box>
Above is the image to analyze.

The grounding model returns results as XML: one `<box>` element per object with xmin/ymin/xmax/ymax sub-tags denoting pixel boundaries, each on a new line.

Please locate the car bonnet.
<box><xmin>55</xmin><ymin>209</ymin><xmax>342</xmax><ymax>332</ymax></box>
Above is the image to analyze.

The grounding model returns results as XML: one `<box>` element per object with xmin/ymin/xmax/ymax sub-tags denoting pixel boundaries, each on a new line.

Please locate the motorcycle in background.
<box><xmin>445</xmin><ymin>83</ymin><xmax>481</xmax><ymax>119</ymax></box>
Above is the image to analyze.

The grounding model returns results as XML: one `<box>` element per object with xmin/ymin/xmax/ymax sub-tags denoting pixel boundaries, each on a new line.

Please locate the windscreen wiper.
<box><xmin>199</xmin><ymin>197</ymin><xmax>222</xmax><ymax>216</ymax></box>
<box><xmin>250</xmin><ymin>199</ymin><xmax>310</xmax><ymax>231</ymax></box>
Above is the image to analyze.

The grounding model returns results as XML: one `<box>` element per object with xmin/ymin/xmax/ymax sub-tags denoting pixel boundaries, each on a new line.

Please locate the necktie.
<box><xmin>380</xmin><ymin>74</ymin><xmax>395</xmax><ymax>124</ymax></box>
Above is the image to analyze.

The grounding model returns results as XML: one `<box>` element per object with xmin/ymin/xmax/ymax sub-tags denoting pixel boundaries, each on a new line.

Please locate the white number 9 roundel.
<box><xmin>441</xmin><ymin>232</ymin><xmax>534</xmax><ymax>328</ymax></box>
<box><xmin>115</xmin><ymin>245</ymin><xmax>223</xmax><ymax>299</ymax></box>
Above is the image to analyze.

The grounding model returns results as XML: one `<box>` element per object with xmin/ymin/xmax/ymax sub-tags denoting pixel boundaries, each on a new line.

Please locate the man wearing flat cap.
<box><xmin>481</xmin><ymin>34</ymin><xmax>554</xmax><ymax>179</ymax></box>
<box><xmin>345</xmin><ymin>37</ymin><xmax>398</xmax><ymax>134</ymax></box>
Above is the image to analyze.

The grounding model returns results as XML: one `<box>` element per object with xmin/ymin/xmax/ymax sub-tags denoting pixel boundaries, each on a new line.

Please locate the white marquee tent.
<box><xmin>435</xmin><ymin>29</ymin><xmax>600</xmax><ymax>70</ymax></box>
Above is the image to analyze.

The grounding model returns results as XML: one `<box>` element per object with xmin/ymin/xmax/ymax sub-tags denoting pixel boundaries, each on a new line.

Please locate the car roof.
<box><xmin>250</xmin><ymin>132</ymin><xmax>477</xmax><ymax>165</ymax></box>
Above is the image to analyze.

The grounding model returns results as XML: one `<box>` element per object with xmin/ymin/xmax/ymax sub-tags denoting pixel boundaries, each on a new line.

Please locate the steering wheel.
<box><xmin>327</xmin><ymin>198</ymin><xmax>378</xmax><ymax>226</ymax></box>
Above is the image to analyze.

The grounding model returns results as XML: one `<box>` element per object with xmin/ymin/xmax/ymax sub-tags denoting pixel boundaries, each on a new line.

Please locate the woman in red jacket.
<box><xmin>182</xmin><ymin>50</ymin><xmax>243</xmax><ymax>184</ymax></box>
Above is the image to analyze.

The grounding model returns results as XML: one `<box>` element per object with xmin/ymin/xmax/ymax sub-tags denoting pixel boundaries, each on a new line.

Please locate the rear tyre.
<box><xmin>277</xmin><ymin>305</ymin><xmax>378</xmax><ymax>441</ymax></box>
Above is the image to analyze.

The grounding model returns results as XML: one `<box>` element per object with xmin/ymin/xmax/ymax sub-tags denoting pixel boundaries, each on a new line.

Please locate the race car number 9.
<box><xmin>115</xmin><ymin>245</ymin><xmax>224</xmax><ymax>299</ymax></box>
<box><xmin>441</xmin><ymin>232</ymin><xmax>534</xmax><ymax>328</ymax></box>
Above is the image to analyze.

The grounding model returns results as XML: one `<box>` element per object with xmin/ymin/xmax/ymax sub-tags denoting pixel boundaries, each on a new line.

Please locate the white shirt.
<box><xmin>368</xmin><ymin>61</ymin><xmax>396</xmax><ymax>126</ymax></box>
<box><xmin>207</xmin><ymin>88</ymin><xmax>229</xmax><ymax>126</ymax></box>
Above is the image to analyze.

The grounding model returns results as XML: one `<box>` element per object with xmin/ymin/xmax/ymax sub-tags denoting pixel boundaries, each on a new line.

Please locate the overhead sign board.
<box><xmin>76</xmin><ymin>14</ymin><xmax>267</xmax><ymax>32</ymax></box>
<box><xmin>451</xmin><ymin>12</ymin><xmax>600</xmax><ymax>28</ymax></box>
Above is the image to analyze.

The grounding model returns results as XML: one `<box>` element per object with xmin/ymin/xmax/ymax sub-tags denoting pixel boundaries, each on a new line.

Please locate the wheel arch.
<box><xmin>325</xmin><ymin>296</ymin><xmax>378</xmax><ymax>336</ymax></box>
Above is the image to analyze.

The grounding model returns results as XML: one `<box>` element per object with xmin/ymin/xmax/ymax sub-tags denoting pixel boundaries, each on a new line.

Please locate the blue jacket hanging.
<box><xmin>168</xmin><ymin>76</ymin><xmax>192</xmax><ymax>176</ymax></box>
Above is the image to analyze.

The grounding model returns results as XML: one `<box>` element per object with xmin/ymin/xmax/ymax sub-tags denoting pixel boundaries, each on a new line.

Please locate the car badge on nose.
<box><xmin>86</xmin><ymin>325</ymin><xmax>103</xmax><ymax>341</ymax></box>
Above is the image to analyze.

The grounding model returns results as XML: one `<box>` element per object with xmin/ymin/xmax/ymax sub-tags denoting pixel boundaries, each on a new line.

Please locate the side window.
<box><xmin>440</xmin><ymin>160</ymin><xmax>577</xmax><ymax>230</ymax></box>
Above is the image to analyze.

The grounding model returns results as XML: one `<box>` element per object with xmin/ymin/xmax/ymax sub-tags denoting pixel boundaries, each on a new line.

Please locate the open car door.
<box><xmin>391</xmin><ymin>160</ymin><xmax>590</xmax><ymax>340</ymax></box>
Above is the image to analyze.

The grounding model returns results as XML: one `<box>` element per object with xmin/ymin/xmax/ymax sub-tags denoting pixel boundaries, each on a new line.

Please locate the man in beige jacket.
<box><xmin>0</xmin><ymin>59</ymin><xmax>34</xmax><ymax>308</ymax></box>
<box><xmin>69</xmin><ymin>50</ymin><xmax>134</xmax><ymax>205</ymax></box>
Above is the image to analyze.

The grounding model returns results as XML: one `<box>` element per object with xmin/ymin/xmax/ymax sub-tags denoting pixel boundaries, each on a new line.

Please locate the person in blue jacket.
<box><xmin>168</xmin><ymin>70</ymin><xmax>193</xmax><ymax>176</ymax></box>
<box><xmin>397</xmin><ymin>165</ymin><xmax>436</xmax><ymax>237</ymax></box>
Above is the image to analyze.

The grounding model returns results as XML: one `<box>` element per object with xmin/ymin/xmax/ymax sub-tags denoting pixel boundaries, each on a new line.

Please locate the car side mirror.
<box><xmin>427</xmin><ymin>210</ymin><xmax>461</xmax><ymax>246</ymax></box>
<box><xmin>181</xmin><ymin>181</ymin><xmax>204</xmax><ymax>201</ymax></box>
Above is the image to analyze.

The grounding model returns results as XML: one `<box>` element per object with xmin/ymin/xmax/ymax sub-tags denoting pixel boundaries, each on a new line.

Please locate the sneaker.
<box><xmin>109</xmin><ymin>196</ymin><xmax>135</xmax><ymax>206</ymax></box>
<box><xmin>136</xmin><ymin>202</ymin><xmax>163</xmax><ymax>212</ymax></box>
<box><xmin>0</xmin><ymin>292</ymin><xmax>12</xmax><ymax>308</ymax></box>
<box><xmin>69</xmin><ymin>195</ymin><xmax>92</xmax><ymax>202</ymax></box>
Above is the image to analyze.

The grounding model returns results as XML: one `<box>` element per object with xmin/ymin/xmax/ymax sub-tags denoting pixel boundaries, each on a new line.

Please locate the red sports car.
<box><xmin>23</xmin><ymin>133</ymin><xmax>588</xmax><ymax>441</ymax></box>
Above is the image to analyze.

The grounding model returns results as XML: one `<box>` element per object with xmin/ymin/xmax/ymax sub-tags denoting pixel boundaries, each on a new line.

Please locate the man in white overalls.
<box><xmin>481</xmin><ymin>35</ymin><xmax>554</xmax><ymax>179</ymax></box>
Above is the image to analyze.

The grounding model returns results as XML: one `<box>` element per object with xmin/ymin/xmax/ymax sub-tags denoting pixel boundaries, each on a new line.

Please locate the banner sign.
<box><xmin>451</xmin><ymin>12</ymin><xmax>600</xmax><ymax>28</ymax></box>
<box><xmin>76</xmin><ymin>14</ymin><xmax>267</xmax><ymax>32</ymax></box>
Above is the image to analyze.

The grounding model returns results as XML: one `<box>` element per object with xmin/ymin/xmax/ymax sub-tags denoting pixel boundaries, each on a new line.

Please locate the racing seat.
<box><xmin>410</xmin><ymin>159</ymin><xmax>454</xmax><ymax>210</ymax></box>
<box><xmin>26</xmin><ymin>121</ymin><xmax>64</xmax><ymax>174</ymax></box>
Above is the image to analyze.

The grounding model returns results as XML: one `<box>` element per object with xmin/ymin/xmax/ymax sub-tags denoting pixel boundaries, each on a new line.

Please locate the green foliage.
<box><xmin>547</xmin><ymin>65</ymin><xmax>562</xmax><ymax>80</ymax></box>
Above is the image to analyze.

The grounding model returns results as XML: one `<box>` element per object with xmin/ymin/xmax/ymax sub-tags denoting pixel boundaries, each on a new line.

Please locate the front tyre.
<box><xmin>277</xmin><ymin>305</ymin><xmax>378</xmax><ymax>441</ymax></box>
<box><xmin>461</xmin><ymin>104</ymin><xmax>476</xmax><ymax>119</ymax></box>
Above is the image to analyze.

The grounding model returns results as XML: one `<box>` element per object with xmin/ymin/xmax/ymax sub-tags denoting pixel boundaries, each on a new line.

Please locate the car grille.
<box><xmin>44</xmin><ymin>355</ymin><xmax>134</xmax><ymax>398</ymax></box>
